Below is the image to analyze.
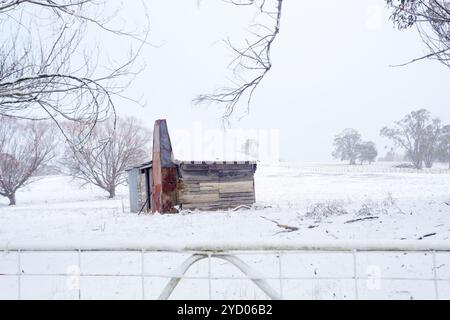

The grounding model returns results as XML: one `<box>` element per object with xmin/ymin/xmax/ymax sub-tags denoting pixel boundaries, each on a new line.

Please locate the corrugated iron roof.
<box><xmin>127</xmin><ymin>159</ymin><xmax>257</xmax><ymax>171</ymax></box>
<box><xmin>126</xmin><ymin>161</ymin><xmax>153</xmax><ymax>171</ymax></box>
<box><xmin>175</xmin><ymin>160</ymin><xmax>257</xmax><ymax>165</ymax></box>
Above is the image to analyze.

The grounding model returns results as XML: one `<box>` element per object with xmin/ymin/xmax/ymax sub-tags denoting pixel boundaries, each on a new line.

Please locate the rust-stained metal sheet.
<box><xmin>151</xmin><ymin>120</ymin><xmax>177</xmax><ymax>214</ymax></box>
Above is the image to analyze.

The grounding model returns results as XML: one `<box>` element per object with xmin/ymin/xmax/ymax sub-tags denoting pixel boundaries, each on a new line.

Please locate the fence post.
<box><xmin>208</xmin><ymin>253</ymin><xmax>212</xmax><ymax>300</ymax></box>
<box><xmin>17</xmin><ymin>249</ymin><xmax>21</xmax><ymax>300</ymax></box>
<box><xmin>78</xmin><ymin>249</ymin><xmax>82</xmax><ymax>300</ymax></box>
<box><xmin>352</xmin><ymin>250</ymin><xmax>359</xmax><ymax>300</ymax></box>
<box><xmin>432</xmin><ymin>250</ymin><xmax>439</xmax><ymax>300</ymax></box>
<box><xmin>141</xmin><ymin>249</ymin><xmax>146</xmax><ymax>300</ymax></box>
<box><xmin>278</xmin><ymin>252</ymin><xmax>284</xmax><ymax>299</ymax></box>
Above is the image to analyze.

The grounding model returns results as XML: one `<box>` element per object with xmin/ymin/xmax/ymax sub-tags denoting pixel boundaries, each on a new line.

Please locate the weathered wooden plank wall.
<box><xmin>178</xmin><ymin>163</ymin><xmax>256</xmax><ymax>211</ymax></box>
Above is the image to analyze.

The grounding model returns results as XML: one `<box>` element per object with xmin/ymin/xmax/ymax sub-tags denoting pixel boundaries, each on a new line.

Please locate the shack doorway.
<box><xmin>144</xmin><ymin>168</ymin><xmax>152</xmax><ymax>211</ymax></box>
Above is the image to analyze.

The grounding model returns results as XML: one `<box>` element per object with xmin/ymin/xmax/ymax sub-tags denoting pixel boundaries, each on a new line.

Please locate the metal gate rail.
<box><xmin>1</xmin><ymin>240</ymin><xmax>449</xmax><ymax>300</ymax></box>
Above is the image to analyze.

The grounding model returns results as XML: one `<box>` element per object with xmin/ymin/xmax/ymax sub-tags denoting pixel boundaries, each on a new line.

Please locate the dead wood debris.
<box><xmin>345</xmin><ymin>216</ymin><xmax>380</xmax><ymax>224</ymax></box>
<box><xmin>417</xmin><ymin>233</ymin><xmax>437</xmax><ymax>240</ymax></box>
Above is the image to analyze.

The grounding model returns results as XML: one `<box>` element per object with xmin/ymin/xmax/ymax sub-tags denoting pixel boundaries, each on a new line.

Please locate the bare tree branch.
<box><xmin>387</xmin><ymin>0</ymin><xmax>450</xmax><ymax>68</ymax></box>
<box><xmin>194</xmin><ymin>0</ymin><xmax>283</xmax><ymax>121</ymax></box>
<box><xmin>0</xmin><ymin>0</ymin><xmax>150</xmax><ymax>143</ymax></box>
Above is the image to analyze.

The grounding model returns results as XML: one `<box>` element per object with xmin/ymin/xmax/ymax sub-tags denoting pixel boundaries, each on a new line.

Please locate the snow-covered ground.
<box><xmin>1</xmin><ymin>162</ymin><xmax>450</xmax><ymax>300</ymax></box>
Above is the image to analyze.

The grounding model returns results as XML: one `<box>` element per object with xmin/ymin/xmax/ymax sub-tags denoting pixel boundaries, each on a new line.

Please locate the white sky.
<box><xmin>111</xmin><ymin>0</ymin><xmax>450</xmax><ymax>161</ymax></box>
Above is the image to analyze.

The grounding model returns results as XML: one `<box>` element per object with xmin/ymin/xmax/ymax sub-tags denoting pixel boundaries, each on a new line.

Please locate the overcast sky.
<box><xmin>113</xmin><ymin>0</ymin><xmax>450</xmax><ymax>162</ymax></box>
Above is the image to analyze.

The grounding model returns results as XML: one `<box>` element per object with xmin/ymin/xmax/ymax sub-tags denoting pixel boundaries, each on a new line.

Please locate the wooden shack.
<box><xmin>127</xmin><ymin>120</ymin><xmax>257</xmax><ymax>214</ymax></box>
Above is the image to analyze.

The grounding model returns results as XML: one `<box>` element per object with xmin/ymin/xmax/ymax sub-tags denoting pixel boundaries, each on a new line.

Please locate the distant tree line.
<box><xmin>332</xmin><ymin>109</ymin><xmax>450</xmax><ymax>169</ymax></box>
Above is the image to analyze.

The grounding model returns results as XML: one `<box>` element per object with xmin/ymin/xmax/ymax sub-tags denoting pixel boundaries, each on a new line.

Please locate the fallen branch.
<box><xmin>345</xmin><ymin>216</ymin><xmax>379</xmax><ymax>224</ymax></box>
<box><xmin>261</xmin><ymin>216</ymin><xmax>299</xmax><ymax>233</ymax></box>
<box><xmin>418</xmin><ymin>233</ymin><xmax>437</xmax><ymax>240</ymax></box>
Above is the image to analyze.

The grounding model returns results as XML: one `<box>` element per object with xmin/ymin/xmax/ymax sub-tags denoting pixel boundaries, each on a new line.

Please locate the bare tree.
<box><xmin>380</xmin><ymin>109</ymin><xmax>441</xmax><ymax>169</ymax></box>
<box><xmin>332</xmin><ymin>129</ymin><xmax>362</xmax><ymax>165</ymax></box>
<box><xmin>0</xmin><ymin>1</ymin><xmax>149</xmax><ymax>139</ymax></box>
<box><xmin>194</xmin><ymin>0</ymin><xmax>284</xmax><ymax>120</ymax></box>
<box><xmin>0</xmin><ymin>116</ymin><xmax>56</xmax><ymax>205</ymax></box>
<box><xmin>387</xmin><ymin>0</ymin><xmax>450</xmax><ymax>68</ymax></box>
<box><xmin>62</xmin><ymin>117</ymin><xmax>151</xmax><ymax>199</ymax></box>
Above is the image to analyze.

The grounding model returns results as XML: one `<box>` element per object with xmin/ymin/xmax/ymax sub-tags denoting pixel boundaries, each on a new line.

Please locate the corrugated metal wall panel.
<box><xmin>127</xmin><ymin>169</ymin><xmax>140</xmax><ymax>213</ymax></box>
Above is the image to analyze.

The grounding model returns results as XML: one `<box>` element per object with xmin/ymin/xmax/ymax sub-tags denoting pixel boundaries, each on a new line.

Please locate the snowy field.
<box><xmin>1</xmin><ymin>162</ymin><xmax>450</xmax><ymax>300</ymax></box>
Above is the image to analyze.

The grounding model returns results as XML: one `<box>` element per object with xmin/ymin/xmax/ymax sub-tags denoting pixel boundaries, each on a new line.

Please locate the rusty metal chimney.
<box><xmin>151</xmin><ymin>120</ymin><xmax>178</xmax><ymax>213</ymax></box>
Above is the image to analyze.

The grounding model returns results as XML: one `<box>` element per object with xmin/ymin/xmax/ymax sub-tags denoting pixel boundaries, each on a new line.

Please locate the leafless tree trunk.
<box><xmin>0</xmin><ymin>116</ymin><xmax>56</xmax><ymax>205</ymax></box>
<box><xmin>61</xmin><ymin>117</ymin><xmax>151</xmax><ymax>199</ymax></box>
<box><xmin>194</xmin><ymin>0</ymin><xmax>284</xmax><ymax>121</ymax></box>
<box><xmin>0</xmin><ymin>0</ymin><xmax>149</xmax><ymax>141</ymax></box>
<box><xmin>7</xmin><ymin>193</ymin><xmax>16</xmax><ymax>206</ymax></box>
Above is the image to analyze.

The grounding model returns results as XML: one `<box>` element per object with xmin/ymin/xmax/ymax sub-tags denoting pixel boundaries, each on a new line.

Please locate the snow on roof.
<box><xmin>127</xmin><ymin>160</ymin><xmax>257</xmax><ymax>171</ymax></box>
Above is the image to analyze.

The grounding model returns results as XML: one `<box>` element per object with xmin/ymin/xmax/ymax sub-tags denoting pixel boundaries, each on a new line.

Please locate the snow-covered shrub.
<box><xmin>356</xmin><ymin>200</ymin><xmax>379</xmax><ymax>216</ymax></box>
<box><xmin>356</xmin><ymin>194</ymin><xmax>401</xmax><ymax>216</ymax></box>
<box><xmin>303</xmin><ymin>194</ymin><xmax>402</xmax><ymax>222</ymax></box>
<box><xmin>304</xmin><ymin>201</ymin><xmax>348</xmax><ymax>220</ymax></box>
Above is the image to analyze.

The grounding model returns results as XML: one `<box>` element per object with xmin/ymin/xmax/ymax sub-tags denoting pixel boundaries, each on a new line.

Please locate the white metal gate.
<box><xmin>1</xmin><ymin>241</ymin><xmax>449</xmax><ymax>300</ymax></box>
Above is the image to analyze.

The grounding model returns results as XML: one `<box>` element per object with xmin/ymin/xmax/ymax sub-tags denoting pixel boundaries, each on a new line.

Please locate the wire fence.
<box><xmin>1</xmin><ymin>241</ymin><xmax>449</xmax><ymax>300</ymax></box>
<box><xmin>271</xmin><ymin>163</ymin><xmax>450</xmax><ymax>175</ymax></box>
